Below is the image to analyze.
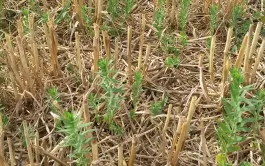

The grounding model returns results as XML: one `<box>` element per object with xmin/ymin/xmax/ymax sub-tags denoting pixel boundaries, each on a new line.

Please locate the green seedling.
<box><xmin>216</xmin><ymin>68</ymin><xmax>265</xmax><ymax>166</ymax></box>
<box><xmin>165</xmin><ymin>56</ymin><xmax>179</xmax><ymax>68</ymax></box>
<box><xmin>48</xmin><ymin>87</ymin><xmax>60</xmax><ymax>102</ymax></box>
<box><xmin>88</xmin><ymin>93</ymin><xmax>101</xmax><ymax>123</ymax></box>
<box><xmin>55</xmin><ymin>111</ymin><xmax>93</xmax><ymax>166</ymax></box>
<box><xmin>161</xmin><ymin>34</ymin><xmax>180</xmax><ymax>68</ymax></box>
<box><xmin>180</xmin><ymin>31</ymin><xmax>187</xmax><ymax>46</ymax></box>
<box><xmin>239</xmin><ymin>162</ymin><xmax>252</xmax><ymax>166</ymax></box>
<box><xmin>0</xmin><ymin>105</ymin><xmax>8</xmax><ymax>127</ymax></box>
<box><xmin>230</xmin><ymin>5</ymin><xmax>244</xmax><ymax>45</ymax></box>
<box><xmin>107</xmin><ymin>0</ymin><xmax>120</xmax><ymax>19</ymax></box>
<box><xmin>22</xmin><ymin>8</ymin><xmax>30</xmax><ymax>35</ymax></box>
<box><xmin>179</xmin><ymin>0</ymin><xmax>191</xmax><ymax>46</ymax></box>
<box><xmin>98</xmin><ymin>58</ymin><xmax>124</xmax><ymax>133</ymax></box>
<box><xmin>125</xmin><ymin>0</ymin><xmax>134</xmax><ymax>18</ymax></box>
<box><xmin>0</xmin><ymin>0</ymin><xmax>3</xmax><ymax>18</ymax></box>
<box><xmin>81</xmin><ymin>6</ymin><xmax>93</xmax><ymax>35</ymax></box>
<box><xmin>153</xmin><ymin>0</ymin><xmax>166</xmax><ymax>37</ymax></box>
<box><xmin>209</xmin><ymin>4</ymin><xmax>219</xmax><ymax>36</ymax></box>
<box><xmin>151</xmin><ymin>96</ymin><xmax>167</xmax><ymax>115</ymax></box>
<box><xmin>55</xmin><ymin>0</ymin><xmax>71</xmax><ymax>24</ymax></box>
<box><xmin>131</xmin><ymin>71</ymin><xmax>143</xmax><ymax>118</ymax></box>
<box><xmin>21</xmin><ymin>123</ymin><xmax>35</xmax><ymax>148</ymax></box>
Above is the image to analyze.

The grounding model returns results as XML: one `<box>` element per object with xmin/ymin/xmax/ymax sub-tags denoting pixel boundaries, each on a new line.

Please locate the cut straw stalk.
<box><xmin>243</xmin><ymin>24</ymin><xmax>254</xmax><ymax>82</ymax></box>
<box><xmin>0</xmin><ymin>113</ymin><xmax>4</xmax><ymax>161</ymax></box>
<box><xmin>73</xmin><ymin>0</ymin><xmax>85</xmax><ymax>28</ymax></box>
<box><xmin>16</xmin><ymin>36</ymin><xmax>35</xmax><ymax>93</ymax></box>
<box><xmin>127</xmin><ymin>26</ymin><xmax>133</xmax><ymax>84</ymax></box>
<box><xmin>75</xmin><ymin>32</ymin><xmax>85</xmax><ymax>85</ymax></box>
<box><xmin>143</xmin><ymin>45</ymin><xmax>151</xmax><ymax>79</ymax></box>
<box><xmin>29</xmin><ymin>14</ymin><xmax>40</xmax><ymax>74</ymax></box>
<box><xmin>245</xmin><ymin>22</ymin><xmax>262</xmax><ymax>84</ymax></box>
<box><xmin>44</xmin><ymin>19</ymin><xmax>61</xmax><ymax>77</ymax></box>
<box><xmin>172</xmin><ymin>96</ymin><xmax>198</xmax><ymax>165</ymax></box>
<box><xmin>103</xmin><ymin>31</ymin><xmax>111</xmax><ymax>60</ymax></box>
<box><xmin>17</xmin><ymin>18</ymin><xmax>24</xmax><ymax>40</ymax></box>
<box><xmin>82</xmin><ymin>96</ymin><xmax>92</xmax><ymax>161</ymax></box>
<box><xmin>235</xmin><ymin>33</ymin><xmax>249</xmax><ymax>68</ymax></box>
<box><xmin>7</xmin><ymin>137</ymin><xmax>15</xmax><ymax>166</ymax></box>
<box><xmin>93</xmin><ymin>24</ymin><xmax>100</xmax><ymax>78</ymax></box>
<box><xmin>23</xmin><ymin>121</ymin><xmax>34</xmax><ymax>166</ymax></box>
<box><xmin>128</xmin><ymin>137</ymin><xmax>136</xmax><ymax>166</ymax></box>
<box><xmin>209</xmin><ymin>35</ymin><xmax>216</xmax><ymax>83</ymax></box>
<box><xmin>88</xmin><ymin>0</ymin><xmax>92</xmax><ymax>14</ymax></box>
<box><xmin>200</xmin><ymin>121</ymin><xmax>207</xmax><ymax>166</ymax></box>
<box><xmin>8</xmin><ymin>71</ymin><xmax>19</xmax><ymax>100</ymax></box>
<box><xmin>114</xmin><ymin>38</ymin><xmax>119</xmax><ymax>70</ymax></box>
<box><xmin>160</xmin><ymin>104</ymin><xmax>173</xmax><ymax>157</ymax></box>
<box><xmin>5</xmin><ymin>34</ymin><xmax>25</xmax><ymax>91</ymax></box>
<box><xmin>35</xmin><ymin>132</ymin><xmax>40</xmax><ymax>164</ymax></box>
<box><xmin>169</xmin><ymin>0</ymin><xmax>176</xmax><ymax>26</ymax></box>
<box><xmin>92</xmin><ymin>140</ymin><xmax>98</xmax><ymax>162</ymax></box>
<box><xmin>167</xmin><ymin>117</ymin><xmax>184</xmax><ymax>164</ymax></box>
<box><xmin>137</xmin><ymin>14</ymin><xmax>146</xmax><ymax>70</ymax></box>
<box><xmin>199</xmin><ymin>54</ymin><xmax>210</xmax><ymax>102</ymax></box>
<box><xmin>221</xmin><ymin>27</ymin><xmax>233</xmax><ymax>99</ymax></box>
<box><xmin>42</xmin><ymin>140</ymin><xmax>49</xmax><ymax>166</ymax></box>
<box><xmin>250</xmin><ymin>38</ymin><xmax>265</xmax><ymax>83</ymax></box>
<box><xmin>172</xmin><ymin>122</ymin><xmax>189</xmax><ymax>165</ymax></box>
<box><xmin>96</xmin><ymin>0</ymin><xmax>102</xmax><ymax>24</ymax></box>
<box><xmin>118</xmin><ymin>144</ymin><xmax>123</xmax><ymax>166</ymax></box>
<box><xmin>75</xmin><ymin>32</ymin><xmax>82</xmax><ymax>72</ymax></box>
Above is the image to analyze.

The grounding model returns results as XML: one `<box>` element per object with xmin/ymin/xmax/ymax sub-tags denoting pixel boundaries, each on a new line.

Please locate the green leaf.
<box><xmin>227</xmin><ymin>145</ymin><xmax>240</xmax><ymax>153</ymax></box>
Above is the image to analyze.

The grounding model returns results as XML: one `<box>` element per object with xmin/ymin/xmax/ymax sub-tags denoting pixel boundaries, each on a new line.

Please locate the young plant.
<box><xmin>153</xmin><ymin>0</ymin><xmax>166</xmax><ymax>37</ymax></box>
<box><xmin>179</xmin><ymin>0</ymin><xmax>191</xmax><ymax>46</ymax></box>
<box><xmin>98</xmin><ymin>58</ymin><xmax>124</xmax><ymax>133</ymax></box>
<box><xmin>209</xmin><ymin>3</ymin><xmax>219</xmax><ymax>36</ymax></box>
<box><xmin>160</xmin><ymin>34</ymin><xmax>180</xmax><ymax>68</ymax></box>
<box><xmin>0</xmin><ymin>104</ymin><xmax>7</xmax><ymax>127</ymax></box>
<box><xmin>150</xmin><ymin>96</ymin><xmax>167</xmax><ymax>115</ymax></box>
<box><xmin>216</xmin><ymin>68</ymin><xmax>263</xmax><ymax>166</ymax></box>
<box><xmin>131</xmin><ymin>71</ymin><xmax>143</xmax><ymax>117</ymax></box>
<box><xmin>48</xmin><ymin>87</ymin><xmax>60</xmax><ymax>102</ymax></box>
<box><xmin>81</xmin><ymin>6</ymin><xmax>93</xmax><ymax>35</ymax></box>
<box><xmin>21</xmin><ymin>8</ymin><xmax>30</xmax><ymax>35</ymax></box>
<box><xmin>230</xmin><ymin>4</ymin><xmax>244</xmax><ymax>45</ymax></box>
<box><xmin>88</xmin><ymin>93</ymin><xmax>101</xmax><ymax>123</ymax></box>
<box><xmin>125</xmin><ymin>0</ymin><xmax>134</xmax><ymax>18</ymax></box>
<box><xmin>107</xmin><ymin>0</ymin><xmax>120</xmax><ymax>19</ymax></box>
<box><xmin>55</xmin><ymin>0</ymin><xmax>71</xmax><ymax>24</ymax></box>
<box><xmin>55</xmin><ymin>111</ymin><xmax>93</xmax><ymax>166</ymax></box>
